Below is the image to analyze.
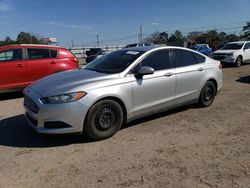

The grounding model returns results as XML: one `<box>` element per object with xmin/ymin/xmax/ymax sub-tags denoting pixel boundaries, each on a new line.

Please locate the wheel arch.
<box><xmin>205</xmin><ymin>78</ymin><xmax>218</xmax><ymax>95</ymax></box>
<box><xmin>237</xmin><ymin>55</ymin><xmax>243</xmax><ymax>62</ymax></box>
<box><xmin>85</xmin><ymin>96</ymin><xmax>128</xmax><ymax>125</ymax></box>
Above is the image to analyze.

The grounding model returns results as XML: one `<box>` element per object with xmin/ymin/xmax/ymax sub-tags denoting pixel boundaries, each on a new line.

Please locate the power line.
<box><xmin>179</xmin><ymin>21</ymin><xmax>247</xmax><ymax>33</ymax></box>
<box><xmin>83</xmin><ymin>20</ymin><xmax>248</xmax><ymax>45</ymax></box>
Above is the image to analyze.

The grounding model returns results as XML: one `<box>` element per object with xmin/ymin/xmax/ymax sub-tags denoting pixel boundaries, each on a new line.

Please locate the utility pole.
<box><xmin>139</xmin><ymin>25</ymin><xmax>143</xmax><ymax>44</ymax></box>
<box><xmin>96</xmin><ymin>35</ymin><xmax>100</xmax><ymax>47</ymax></box>
<box><xmin>71</xmin><ymin>39</ymin><xmax>74</xmax><ymax>48</ymax></box>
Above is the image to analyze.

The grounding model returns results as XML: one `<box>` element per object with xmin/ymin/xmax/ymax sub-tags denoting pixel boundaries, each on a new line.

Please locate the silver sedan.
<box><xmin>24</xmin><ymin>46</ymin><xmax>223</xmax><ymax>140</ymax></box>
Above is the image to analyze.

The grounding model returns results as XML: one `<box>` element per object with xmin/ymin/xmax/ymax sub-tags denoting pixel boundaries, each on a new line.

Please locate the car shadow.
<box><xmin>221</xmin><ymin>63</ymin><xmax>249</xmax><ymax>69</ymax></box>
<box><xmin>0</xmin><ymin>114</ymin><xmax>92</xmax><ymax>148</ymax></box>
<box><xmin>236</xmin><ymin>75</ymin><xmax>250</xmax><ymax>84</ymax></box>
<box><xmin>122</xmin><ymin>105</ymin><xmax>194</xmax><ymax>130</ymax></box>
<box><xmin>0</xmin><ymin>105</ymin><xmax>197</xmax><ymax>148</ymax></box>
<box><xmin>0</xmin><ymin>91</ymin><xmax>24</xmax><ymax>101</ymax></box>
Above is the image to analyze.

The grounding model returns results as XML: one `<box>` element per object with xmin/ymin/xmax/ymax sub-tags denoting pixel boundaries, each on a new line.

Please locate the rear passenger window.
<box><xmin>0</xmin><ymin>49</ymin><xmax>22</xmax><ymax>62</ymax></box>
<box><xmin>28</xmin><ymin>49</ymin><xmax>50</xmax><ymax>60</ymax></box>
<box><xmin>192</xmin><ymin>52</ymin><xmax>206</xmax><ymax>63</ymax></box>
<box><xmin>174</xmin><ymin>49</ymin><xmax>201</xmax><ymax>67</ymax></box>
<box><xmin>50</xmin><ymin>50</ymin><xmax>57</xmax><ymax>58</ymax></box>
<box><xmin>138</xmin><ymin>49</ymin><xmax>171</xmax><ymax>71</ymax></box>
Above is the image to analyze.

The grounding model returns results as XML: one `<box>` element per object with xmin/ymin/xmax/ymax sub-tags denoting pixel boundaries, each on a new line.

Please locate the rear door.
<box><xmin>0</xmin><ymin>48</ymin><xmax>28</xmax><ymax>89</ymax></box>
<box><xmin>25</xmin><ymin>48</ymin><xmax>58</xmax><ymax>82</ymax></box>
<box><xmin>173</xmin><ymin>49</ymin><xmax>206</xmax><ymax>105</ymax></box>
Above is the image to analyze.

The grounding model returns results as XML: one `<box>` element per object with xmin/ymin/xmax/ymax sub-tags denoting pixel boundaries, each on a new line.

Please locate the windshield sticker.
<box><xmin>126</xmin><ymin>51</ymin><xmax>140</xmax><ymax>55</ymax></box>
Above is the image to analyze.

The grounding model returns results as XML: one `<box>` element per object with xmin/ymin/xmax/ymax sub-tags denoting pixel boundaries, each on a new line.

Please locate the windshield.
<box><xmin>221</xmin><ymin>43</ymin><xmax>243</xmax><ymax>50</ymax></box>
<box><xmin>84</xmin><ymin>50</ymin><xmax>145</xmax><ymax>74</ymax></box>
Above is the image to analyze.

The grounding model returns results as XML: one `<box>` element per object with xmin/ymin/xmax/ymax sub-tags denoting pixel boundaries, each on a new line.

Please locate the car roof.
<box><xmin>228</xmin><ymin>41</ymin><xmax>250</xmax><ymax>44</ymax></box>
<box><xmin>1</xmin><ymin>44</ymin><xmax>64</xmax><ymax>49</ymax></box>
<box><xmin>122</xmin><ymin>45</ymin><xmax>192</xmax><ymax>52</ymax></box>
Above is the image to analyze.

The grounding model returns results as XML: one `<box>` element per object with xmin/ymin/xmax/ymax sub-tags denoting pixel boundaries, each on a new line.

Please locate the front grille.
<box><xmin>212</xmin><ymin>53</ymin><xmax>227</xmax><ymax>61</ymax></box>
<box><xmin>213</xmin><ymin>56</ymin><xmax>226</xmax><ymax>60</ymax></box>
<box><xmin>213</xmin><ymin>53</ymin><xmax>227</xmax><ymax>56</ymax></box>
<box><xmin>24</xmin><ymin>95</ymin><xmax>40</xmax><ymax>113</ymax></box>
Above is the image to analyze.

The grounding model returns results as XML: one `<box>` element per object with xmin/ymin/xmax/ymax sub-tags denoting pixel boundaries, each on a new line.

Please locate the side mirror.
<box><xmin>135</xmin><ymin>66</ymin><xmax>154</xmax><ymax>78</ymax></box>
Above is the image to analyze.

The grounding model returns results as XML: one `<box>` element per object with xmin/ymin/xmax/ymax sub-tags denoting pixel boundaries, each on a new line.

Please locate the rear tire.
<box><xmin>84</xmin><ymin>100</ymin><xmax>123</xmax><ymax>140</ymax></box>
<box><xmin>235</xmin><ymin>56</ymin><xmax>242</xmax><ymax>67</ymax></box>
<box><xmin>198</xmin><ymin>81</ymin><xmax>216</xmax><ymax>107</ymax></box>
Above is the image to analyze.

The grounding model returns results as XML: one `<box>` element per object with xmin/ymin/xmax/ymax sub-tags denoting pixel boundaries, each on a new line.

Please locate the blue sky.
<box><xmin>0</xmin><ymin>0</ymin><xmax>250</xmax><ymax>47</ymax></box>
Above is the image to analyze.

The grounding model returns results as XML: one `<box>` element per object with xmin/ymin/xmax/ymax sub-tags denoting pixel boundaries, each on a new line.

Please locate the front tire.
<box><xmin>235</xmin><ymin>56</ymin><xmax>242</xmax><ymax>67</ymax></box>
<box><xmin>84</xmin><ymin>100</ymin><xmax>123</xmax><ymax>140</ymax></box>
<box><xmin>198</xmin><ymin>81</ymin><xmax>216</xmax><ymax>107</ymax></box>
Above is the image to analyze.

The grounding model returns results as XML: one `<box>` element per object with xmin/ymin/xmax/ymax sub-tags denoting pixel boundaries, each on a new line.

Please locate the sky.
<box><xmin>0</xmin><ymin>0</ymin><xmax>250</xmax><ymax>47</ymax></box>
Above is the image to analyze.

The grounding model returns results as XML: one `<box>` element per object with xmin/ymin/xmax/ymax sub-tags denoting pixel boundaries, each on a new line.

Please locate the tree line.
<box><xmin>144</xmin><ymin>22</ymin><xmax>250</xmax><ymax>50</ymax></box>
<box><xmin>0</xmin><ymin>32</ymin><xmax>42</xmax><ymax>47</ymax></box>
<box><xmin>1</xmin><ymin>22</ymin><xmax>249</xmax><ymax>49</ymax></box>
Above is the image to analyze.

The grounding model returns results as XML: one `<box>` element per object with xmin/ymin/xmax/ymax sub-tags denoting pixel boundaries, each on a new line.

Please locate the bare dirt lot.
<box><xmin>0</xmin><ymin>65</ymin><xmax>250</xmax><ymax>188</ymax></box>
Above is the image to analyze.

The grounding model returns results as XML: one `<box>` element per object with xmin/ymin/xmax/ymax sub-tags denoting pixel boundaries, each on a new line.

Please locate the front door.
<box><xmin>131</xmin><ymin>49</ymin><xmax>176</xmax><ymax>117</ymax></box>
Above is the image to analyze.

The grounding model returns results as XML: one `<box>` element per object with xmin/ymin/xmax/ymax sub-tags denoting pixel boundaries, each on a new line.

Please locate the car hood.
<box><xmin>213</xmin><ymin>49</ymin><xmax>239</xmax><ymax>54</ymax></box>
<box><xmin>29</xmin><ymin>69</ymin><xmax>119</xmax><ymax>97</ymax></box>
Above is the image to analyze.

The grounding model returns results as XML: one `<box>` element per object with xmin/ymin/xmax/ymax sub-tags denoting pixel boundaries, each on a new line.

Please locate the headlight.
<box><xmin>227</xmin><ymin>53</ymin><xmax>234</xmax><ymax>56</ymax></box>
<box><xmin>41</xmin><ymin>91</ymin><xmax>86</xmax><ymax>104</ymax></box>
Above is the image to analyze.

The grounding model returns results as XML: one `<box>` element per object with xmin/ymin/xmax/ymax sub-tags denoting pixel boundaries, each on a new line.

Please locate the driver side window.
<box><xmin>133</xmin><ymin>49</ymin><xmax>171</xmax><ymax>72</ymax></box>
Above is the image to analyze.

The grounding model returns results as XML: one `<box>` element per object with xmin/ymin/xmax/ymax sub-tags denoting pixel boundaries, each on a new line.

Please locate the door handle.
<box><xmin>197</xmin><ymin>67</ymin><xmax>204</xmax><ymax>71</ymax></box>
<box><xmin>16</xmin><ymin>64</ymin><xmax>24</xmax><ymax>68</ymax></box>
<box><xmin>164</xmin><ymin>72</ymin><xmax>174</xmax><ymax>77</ymax></box>
<box><xmin>50</xmin><ymin>61</ymin><xmax>57</xmax><ymax>64</ymax></box>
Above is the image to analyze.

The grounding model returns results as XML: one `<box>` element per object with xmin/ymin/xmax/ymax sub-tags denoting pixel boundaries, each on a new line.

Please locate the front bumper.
<box><xmin>24</xmin><ymin>88</ymin><xmax>89</xmax><ymax>134</ymax></box>
<box><xmin>213</xmin><ymin>55</ymin><xmax>236</xmax><ymax>63</ymax></box>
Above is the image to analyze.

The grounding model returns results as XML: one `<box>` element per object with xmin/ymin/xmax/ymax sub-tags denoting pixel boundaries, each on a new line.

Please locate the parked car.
<box><xmin>86</xmin><ymin>50</ymin><xmax>110</xmax><ymax>64</ymax></box>
<box><xmin>24</xmin><ymin>46</ymin><xmax>223</xmax><ymax>140</ymax></box>
<box><xmin>0</xmin><ymin>44</ymin><xmax>79</xmax><ymax>93</ymax></box>
<box><xmin>85</xmin><ymin>48</ymin><xmax>102</xmax><ymax>57</ymax></box>
<box><xmin>124</xmin><ymin>43</ymin><xmax>151</xmax><ymax>48</ymax></box>
<box><xmin>212</xmin><ymin>41</ymin><xmax>250</xmax><ymax>67</ymax></box>
<box><xmin>191</xmin><ymin>44</ymin><xmax>212</xmax><ymax>56</ymax></box>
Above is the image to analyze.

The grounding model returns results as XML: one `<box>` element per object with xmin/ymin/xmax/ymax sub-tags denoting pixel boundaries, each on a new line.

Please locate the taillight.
<box><xmin>71</xmin><ymin>57</ymin><xmax>79</xmax><ymax>68</ymax></box>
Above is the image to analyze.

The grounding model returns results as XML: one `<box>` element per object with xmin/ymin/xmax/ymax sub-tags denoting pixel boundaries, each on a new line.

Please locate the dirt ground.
<box><xmin>0</xmin><ymin>64</ymin><xmax>249</xmax><ymax>188</ymax></box>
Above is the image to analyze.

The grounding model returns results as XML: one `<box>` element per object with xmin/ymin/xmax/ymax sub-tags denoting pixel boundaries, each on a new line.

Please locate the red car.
<box><xmin>0</xmin><ymin>44</ymin><xmax>79</xmax><ymax>93</ymax></box>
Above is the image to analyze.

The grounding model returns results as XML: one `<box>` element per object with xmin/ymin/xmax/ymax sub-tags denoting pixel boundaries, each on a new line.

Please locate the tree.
<box><xmin>242</xmin><ymin>22</ymin><xmax>250</xmax><ymax>39</ymax></box>
<box><xmin>0</xmin><ymin>36</ymin><xmax>15</xmax><ymax>46</ymax></box>
<box><xmin>186</xmin><ymin>31</ymin><xmax>204</xmax><ymax>41</ymax></box>
<box><xmin>168</xmin><ymin>30</ymin><xmax>184</xmax><ymax>42</ymax></box>
<box><xmin>16</xmin><ymin>32</ymin><xmax>41</xmax><ymax>44</ymax></box>
<box><xmin>174</xmin><ymin>30</ymin><xmax>184</xmax><ymax>42</ymax></box>
<box><xmin>225</xmin><ymin>34</ymin><xmax>240</xmax><ymax>42</ymax></box>
<box><xmin>143</xmin><ymin>31</ymin><xmax>168</xmax><ymax>44</ymax></box>
<box><xmin>158</xmin><ymin>32</ymin><xmax>168</xmax><ymax>44</ymax></box>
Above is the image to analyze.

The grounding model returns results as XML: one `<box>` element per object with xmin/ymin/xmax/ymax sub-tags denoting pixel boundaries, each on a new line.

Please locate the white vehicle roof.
<box><xmin>228</xmin><ymin>41</ymin><xmax>250</xmax><ymax>44</ymax></box>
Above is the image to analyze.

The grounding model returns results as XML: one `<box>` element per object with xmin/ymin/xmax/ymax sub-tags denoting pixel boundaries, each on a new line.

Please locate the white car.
<box><xmin>212</xmin><ymin>41</ymin><xmax>250</xmax><ymax>67</ymax></box>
